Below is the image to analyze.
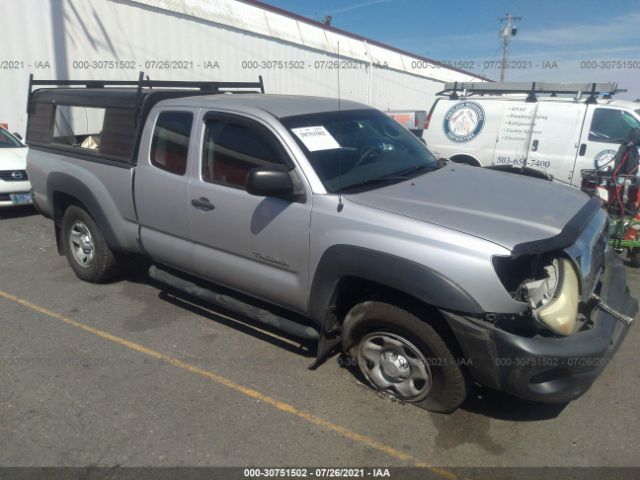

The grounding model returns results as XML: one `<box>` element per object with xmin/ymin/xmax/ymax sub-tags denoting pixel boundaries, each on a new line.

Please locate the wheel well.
<box><xmin>51</xmin><ymin>192</ymin><xmax>86</xmax><ymax>255</ymax></box>
<box><xmin>449</xmin><ymin>155</ymin><xmax>481</xmax><ymax>167</ymax></box>
<box><xmin>332</xmin><ymin>277</ymin><xmax>465</xmax><ymax>359</ymax></box>
<box><xmin>52</xmin><ymin>191</ymin><xmax>85</xmax><ymax>222</ymax></box>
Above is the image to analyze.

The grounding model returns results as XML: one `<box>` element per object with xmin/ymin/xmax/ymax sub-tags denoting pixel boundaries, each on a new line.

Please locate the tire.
<box><xmin>630</xmin><ymin>248</ymin><xmax>640</xmax><ymax>268</ymax></box>
<box><xmin>61</xmin><ymin>205</ymin><xmax>120</xmax><ymax>283</ymax></box>
<box><xmin>342</xmin><ymin>301</ymin><xmax>467</xmax><ymax>413</ymax></box>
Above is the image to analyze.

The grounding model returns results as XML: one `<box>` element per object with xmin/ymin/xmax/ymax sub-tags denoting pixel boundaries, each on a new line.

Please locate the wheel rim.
<box><xmin>357</xmin><ymin>331</ymin><xmax>432</xmax><ymax>401</ymax></box>
<box><xmin>68</xmin><ymin>221</ymin><xmax>95</xmax><ymax>268</ymax></box>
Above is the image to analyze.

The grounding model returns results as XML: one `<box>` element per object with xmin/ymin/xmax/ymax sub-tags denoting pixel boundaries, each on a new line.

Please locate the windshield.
<box><xmin>282</xmin><ymin>109</ymin><xmax>439</xmax><ymax>192</ymax></box>
<box><xmin>0</xmin><ymin>128</ymin><xmax>25</xmax><ymax>148</ymax></box>
<box><xmin>621</xmin><ymin>110</ymin><xmax>640</xmax><ymax>130</ymax></box>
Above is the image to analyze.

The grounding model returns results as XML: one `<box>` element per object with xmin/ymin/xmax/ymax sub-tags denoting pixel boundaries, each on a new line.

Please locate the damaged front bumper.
<box><xmin>442</xmin><ymin>252</ymin><xmax>637</xmax><ymax>403</ymax></box>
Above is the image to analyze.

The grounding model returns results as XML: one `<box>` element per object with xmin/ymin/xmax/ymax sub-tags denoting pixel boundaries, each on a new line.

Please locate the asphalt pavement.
<box><xmin>1</xmin><ymin>207</ymin><xmax>639</xmax><ymax>477</ymax></box>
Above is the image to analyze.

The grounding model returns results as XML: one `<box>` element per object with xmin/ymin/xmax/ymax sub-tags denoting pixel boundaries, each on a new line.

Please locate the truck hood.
<box><xmin>346</xmin><ymin>165</ymin><xmax>591</xmax><ymax>251</ymax></box>
<box><xmin>0</xmin><ymin>147</ymin><xmax>28</xmax><ymax>171</ymax></box>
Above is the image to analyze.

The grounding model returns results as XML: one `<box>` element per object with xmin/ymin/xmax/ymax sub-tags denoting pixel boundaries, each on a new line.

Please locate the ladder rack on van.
<box><xmin>437</xmin><ymin>81</ymin><xmax>625</xmax><ymax>103</ymax></box>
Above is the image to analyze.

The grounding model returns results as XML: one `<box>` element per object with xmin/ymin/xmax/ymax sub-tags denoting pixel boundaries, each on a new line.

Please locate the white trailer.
<box><xmin>1</xmin><ymin>0</ymin><xmax>484</xmax><ymax>135</ymax></box>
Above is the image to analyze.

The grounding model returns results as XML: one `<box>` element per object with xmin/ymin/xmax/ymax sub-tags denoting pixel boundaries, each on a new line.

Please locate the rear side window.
<box><xmin>589</xmin><ymin>108</ymin><xmax>640</xmax><ymax>143</ymax></box>
<box><xmin>202</xmin><ymin>117</ymin><xmax>286</xmax><ymax>188</ymax></box>
<box><xmin>52</xmin><ymin>106</ymin><xmax>105</xmax><ymax>150</ymax></box>
<box><xmin>150</xmin><ymin>111</ymin><xmax>193</xmax><ymax>175</ymax></box>
<box><xmin>45</xmin><ymin>105</ymin><xmax>137</xmax><ymax>161</ymax></box>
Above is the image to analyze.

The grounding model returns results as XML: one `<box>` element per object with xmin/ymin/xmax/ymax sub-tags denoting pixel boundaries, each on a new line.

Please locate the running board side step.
<box><xmin>149</xmin><ymin>265</ymin><xmax>320</xmax><ymax>341</ymax></box>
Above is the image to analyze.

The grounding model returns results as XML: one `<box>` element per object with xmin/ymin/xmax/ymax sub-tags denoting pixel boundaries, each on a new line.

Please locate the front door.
<box><xmin>574</xmin><ymin>106</ymin><xmax>640</xmax><ymax>185</ymax></box>
<box><xmin>188</xmin><ymin>112</ymin><xmax>312</xmax><ymax>313</ymax></box>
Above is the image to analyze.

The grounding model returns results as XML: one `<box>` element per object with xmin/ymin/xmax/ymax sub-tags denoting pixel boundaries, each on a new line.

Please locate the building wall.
<box><xmin>1</xmin><ymin>0</ymin><xmax>483</xmax><ymax>134</ymax></box>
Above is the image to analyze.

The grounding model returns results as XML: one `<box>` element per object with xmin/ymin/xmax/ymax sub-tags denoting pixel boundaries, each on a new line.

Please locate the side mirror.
<box><xmin>13</xmin><ymin>132</ymin><xmax>23</xmax><ymax>141</ymax></box>
<box><xmin>245</xmin><ymin>167</ymin><xmax>294</xmax><ymax>198</ymax></box>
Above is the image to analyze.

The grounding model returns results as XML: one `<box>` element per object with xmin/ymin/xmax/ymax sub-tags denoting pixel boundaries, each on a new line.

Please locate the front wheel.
<box><xmin>343</xmin><ymin>301</ymin><xmax>468</xmax><ymax>413</ymax></box>
<box><xmin>61</xmin><ymin>206</ymin><xmax>120</xmax><ymax>283</ymax></box>
<box><xmin>449</xmin><ymin>155</ymin><xmax>480</xmax><ymax>167</ymax></box>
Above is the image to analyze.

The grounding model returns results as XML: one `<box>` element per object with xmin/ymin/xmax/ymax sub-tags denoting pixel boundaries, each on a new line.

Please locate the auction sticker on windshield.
<box><xmin>291</xmin><ymin>126</ymin><xmax>340</xmax><ymax>151</ymax></box>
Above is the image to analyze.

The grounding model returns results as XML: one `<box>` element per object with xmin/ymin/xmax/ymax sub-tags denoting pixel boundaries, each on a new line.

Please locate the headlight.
<box><xmin>523</xmin><ymin>258</ymin><xmax>580</xmax><ymax>336</ymax></box>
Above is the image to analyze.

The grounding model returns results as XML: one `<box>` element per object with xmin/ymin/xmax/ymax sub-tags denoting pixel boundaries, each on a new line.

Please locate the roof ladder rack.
<box><xmin>27</xmin><ymin>72</ymin><xmax>265</xmax><ymax>113</ymax></box>
<box><xmin>436</xmin><ymin>81</ymin><xmax>625</xmax><ymax>102</ymax></box>
<box><xmin>526</xmin><ymin>82</ymin><xmax>537</xmax><ymax>103</ymax></box>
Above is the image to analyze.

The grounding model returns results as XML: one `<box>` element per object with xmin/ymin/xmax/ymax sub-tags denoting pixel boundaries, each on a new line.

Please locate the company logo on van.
<box><xmin>443</xmin><ymin>101</ymin><xmax>485</xmax><ymax>143</ymax></box>
<box><xmin>594</xmin><ymin>149</ymin><xmax>617</xmax><ymax>170</ymax></box>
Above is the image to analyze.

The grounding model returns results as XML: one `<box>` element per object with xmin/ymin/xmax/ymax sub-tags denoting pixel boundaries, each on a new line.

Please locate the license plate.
<box><xmin>10</xmin><ymin>193</ymin><xmax>32</xmax><ymax>205</ymax></box>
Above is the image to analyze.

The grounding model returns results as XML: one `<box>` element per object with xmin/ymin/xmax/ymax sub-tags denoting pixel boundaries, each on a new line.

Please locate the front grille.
<box><xmin>0</xmin><ymin>170</ymin><xmax>29</xmax><ymax>182</ymax></box>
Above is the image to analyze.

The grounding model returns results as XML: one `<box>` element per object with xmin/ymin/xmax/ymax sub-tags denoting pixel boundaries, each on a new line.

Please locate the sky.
<box><xmin>263</xmin><ymin>0</ymin><xmax>640</xmax><ymax>100</ymax></box>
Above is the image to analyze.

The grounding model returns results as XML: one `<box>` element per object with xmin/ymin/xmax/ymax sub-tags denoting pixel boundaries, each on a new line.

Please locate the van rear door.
<box><xmin>526</xmin><ymin>102</ymin><xmax>586</xmax><ymax>185</ymax></box>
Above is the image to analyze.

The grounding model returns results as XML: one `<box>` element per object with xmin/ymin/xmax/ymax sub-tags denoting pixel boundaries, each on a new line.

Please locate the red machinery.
<box><xmin>581</xmin><ymin>128</ymin><xmax>640</xmax><ymax>265</ymax></box>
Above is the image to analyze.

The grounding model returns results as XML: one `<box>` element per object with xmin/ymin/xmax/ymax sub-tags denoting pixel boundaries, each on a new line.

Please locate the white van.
<box><xmin>424</xmin><ymin>82</ymin><xmax>640</xmax><ymax>186</ymax></box>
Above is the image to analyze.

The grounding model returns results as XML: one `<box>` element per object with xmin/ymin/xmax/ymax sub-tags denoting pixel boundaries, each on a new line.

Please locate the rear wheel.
<box><xmin>61</xmin><ymin>206</ymin><xmax>120</xmax><ymax>283</ymax></box>
<box><xmin>343</xmin><ymin>301</ymin><xmax>468</xmax><ymax>413</ymax></box>
<box><xmin>629</xmin><ymin>247</ymin><xmax>640</xmax><ymax>267</ymax></box>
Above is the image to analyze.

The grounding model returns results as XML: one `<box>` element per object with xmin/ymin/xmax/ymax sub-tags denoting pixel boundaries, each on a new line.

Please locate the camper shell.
<box><xmin>25</xmin><ymin>74</ymin><xmax>265</xmax><ymax>165</ymax></box>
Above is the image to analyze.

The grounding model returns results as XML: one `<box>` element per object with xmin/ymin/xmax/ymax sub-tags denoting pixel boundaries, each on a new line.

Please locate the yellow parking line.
<box><xmin>0</xmin><ymin>289</ymin><xmax>457</xmax><ymax>480</ymax></box>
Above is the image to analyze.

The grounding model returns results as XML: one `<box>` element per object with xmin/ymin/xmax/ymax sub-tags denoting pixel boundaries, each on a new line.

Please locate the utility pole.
<box><xmin>498</xmin><ymin>13</ymin><xmax>521</xmax><ymax>81</ymax></box>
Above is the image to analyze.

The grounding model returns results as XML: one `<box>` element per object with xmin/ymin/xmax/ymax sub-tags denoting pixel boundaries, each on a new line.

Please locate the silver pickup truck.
<box><xmin>26</xmin><ymin>76</ymin><xmax>636</xmax><ymax>413</ymax></box>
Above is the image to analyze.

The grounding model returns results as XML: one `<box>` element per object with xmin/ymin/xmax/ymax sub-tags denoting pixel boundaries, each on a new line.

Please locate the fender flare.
<box><xmin>47</xmin><ymin>172</ymin><xmax>121</xmax><ymax>250</ymax></box>
<box><xmin>308</xmin><ymin>245</ymin><xmax>484</xmax><ymax>326</ymax></box>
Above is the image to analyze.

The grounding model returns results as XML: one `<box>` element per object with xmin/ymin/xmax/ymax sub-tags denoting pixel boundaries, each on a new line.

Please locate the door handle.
<box><xmin>579</xmin><ymin>143</ymin><xmax>587</xmax><ymax>156</ymax></box>
<box><xmin>191</xmin><ymin>197</ymin><xmax>215</xmax><ymax>211</ymax></box>
<box><xmin>531</xmin><ymin>139</ymin><xmax>539</xmax><ymax>152</ymax></box>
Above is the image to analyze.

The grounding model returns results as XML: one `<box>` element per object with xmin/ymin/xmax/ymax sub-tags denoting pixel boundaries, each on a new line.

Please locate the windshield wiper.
<box><xmin>393</xmin><ymin>164</ymin><xmax>439</xmax><ymax>178</ymax></box>
<box><xmin>337</xmin><ymin>164</ymin><xmax>439</xmax><ymax>193</ymax></box>
<box><xmin>338</xmin><ymin>176</ymin><xmax>408</xmax><ymax>193</ymax></box>
<box><xmin>338</xmin><ymin>165</ymin><xmax>439</xmax><ymax>192</ymax></box>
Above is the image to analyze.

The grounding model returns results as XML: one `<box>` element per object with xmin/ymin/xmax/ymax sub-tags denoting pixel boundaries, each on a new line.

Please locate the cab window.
<box><xmin>589</xmin><ymin>108</ymin><xmax>640</xmax><ymax>143</ymax></box>
<box><xmin>202</xmin><ymin>116</ymin><xmax>288</xmax><ymax>188</ymax></box>
<box><xmin>150</xmin><ymin>111</ymin><xmax>193</xmax><ymax>175</ymax></box>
